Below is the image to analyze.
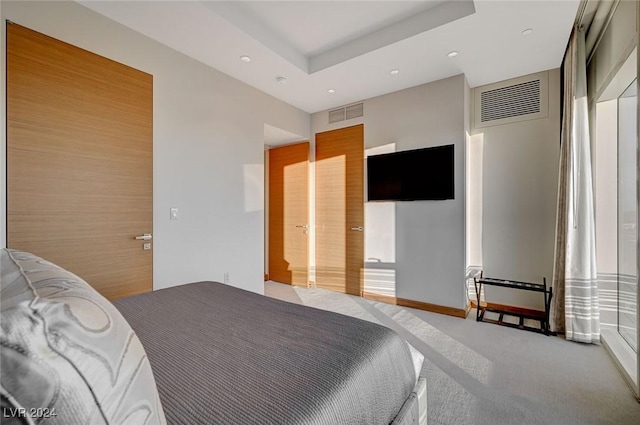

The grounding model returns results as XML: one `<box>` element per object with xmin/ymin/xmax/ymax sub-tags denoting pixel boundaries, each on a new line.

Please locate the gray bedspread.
<box><xmin>114</xmin><ymin>281</ymin><xmax>417</xmax><ymax>425</ymax></box>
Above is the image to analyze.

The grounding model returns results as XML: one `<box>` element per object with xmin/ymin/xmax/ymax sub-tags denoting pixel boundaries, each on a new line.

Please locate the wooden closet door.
<box><xmin>315</xmin><ymin>124</ymin><xmax>364</xmax><ymax>295</ymax></box>
<box><xmin>7</xmin><ymin>23</ymin><xmax>153</xmax><ymax>300</ymax></box>
<box><xmin>268</xmin><ymin>142</ymin><xmax>310</xmax><ymax>286</ymax></box>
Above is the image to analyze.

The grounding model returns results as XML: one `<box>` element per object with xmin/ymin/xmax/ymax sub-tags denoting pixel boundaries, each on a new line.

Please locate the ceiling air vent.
<box><xmin>480</xmin><ymin>79</ymin><xmax>541</xmax><ymax>123</ymax></box>
<box><xmin>328</xmin><ymin>103</ymin><xmax>364</xmax><ymax>124</ymax></box>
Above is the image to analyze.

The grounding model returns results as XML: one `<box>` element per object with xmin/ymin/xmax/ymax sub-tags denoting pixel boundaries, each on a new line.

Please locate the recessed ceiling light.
<box><xmin>276</xmin><ymin>76</ymin><xmax>287</xmax><ymax>84</ymax></box>
<box><xmin>240</xmin><ymin>55</ymin><xmax>252</xmax><ymax>63</ymax></box>
<box><xmin>522</xmin><ymin>28</ymin><xmax>533</xmax><ymax>36</ymax></box>
<box><xmin>390</xmin><ymin>69</ymin><xmax>400</xmax><ymax>75</ymax></box>
<box><xmin>447</xmin><ymin>51</ymin><xmax>459</xmax><ymax>58</ymax></box>
<box><xmin>327</xmin><ymin>89</ymin><xmax>336</xmax><ymax>94</ymax></box>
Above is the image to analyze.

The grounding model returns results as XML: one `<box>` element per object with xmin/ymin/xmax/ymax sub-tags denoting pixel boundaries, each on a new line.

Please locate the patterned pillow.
<box><xmin>0</xmin><ymin>249</ymin><xmax>166</xmax><ymax>425</ymax></box>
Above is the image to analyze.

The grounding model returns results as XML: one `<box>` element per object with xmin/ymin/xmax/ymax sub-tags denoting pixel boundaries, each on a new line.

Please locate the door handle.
<box><xmin>134</xmin><ymin>233</ymin><xmax>153</xmax><ymax>241</ymax></box>
<box><xmin>295</xmin><ymin>224</ymin><xmax>310</xmax><ymax>229</ymax></box>
<box><xmin>350</xmin><ymin>226</ymin><xmax>364</xmax><ymax>232</ymax></box>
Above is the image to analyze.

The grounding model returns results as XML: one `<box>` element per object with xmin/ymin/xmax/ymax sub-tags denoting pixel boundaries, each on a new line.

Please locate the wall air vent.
<box><xmin>346</xmin><ymin>103</ymin><xmax>364</xmax><ymax>120</ymax></box>
<box><xmin>480</xmin><ymin>79</ymin><xmax>540</xmax><ymax>122</ymax></box>
<box><xmin>328</xmin><ymin>103</ymin><xmax>363</xmax><ymax>124</ymax></box>
<box><xmin>328</xmin><ymin>108</ymin><xmax>346</xmax><ymax>124</ymax></box>
<box><xmin>474</xmin><ymin>71</ymin><xmax>548</xmax><ymax>129</ymax></box>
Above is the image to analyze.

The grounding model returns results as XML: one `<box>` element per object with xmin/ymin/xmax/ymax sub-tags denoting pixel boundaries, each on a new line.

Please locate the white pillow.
<box><xmin>1</xmin><ymin>249</ymin><xmax>166</xmax><ymax>425</ymax></box>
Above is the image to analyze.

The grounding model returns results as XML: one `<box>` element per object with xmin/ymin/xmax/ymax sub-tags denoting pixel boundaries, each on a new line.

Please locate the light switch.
<box><xmin>170</xmin><ymin>208</ymin><xmax>178</xmax><ymax>220</ymax></box>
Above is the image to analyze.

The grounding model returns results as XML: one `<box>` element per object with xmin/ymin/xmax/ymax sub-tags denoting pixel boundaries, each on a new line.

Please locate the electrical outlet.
<box><xmin>223</xmin><ymin>273</ymin><xmax>229</xmax><ymax>284</ymax></box>
<box><xmin>170</xmin><ymin>208</ymin><xmax>178</xmax><ymax>220</ymax></box>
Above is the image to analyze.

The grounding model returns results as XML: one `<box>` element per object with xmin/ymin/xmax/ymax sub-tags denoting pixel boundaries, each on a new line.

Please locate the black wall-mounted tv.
<box><xmin>367</xmin><ymin>144</ymin><xmax>454</xmax><ymax>201</ymax></box>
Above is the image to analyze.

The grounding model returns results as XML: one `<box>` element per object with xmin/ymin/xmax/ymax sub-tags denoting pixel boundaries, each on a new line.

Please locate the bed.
<box><xmin>1</xmin><ymin>249</ymin><xmax>427</xmax><ymax>425</ymax></box>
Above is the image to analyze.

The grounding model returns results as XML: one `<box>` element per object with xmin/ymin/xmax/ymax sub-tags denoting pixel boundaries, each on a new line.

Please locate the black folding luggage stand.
<box><xmin>473</xmin><ymin>275</ymin><xmax>555</xmax><ymax>336</ymax></box>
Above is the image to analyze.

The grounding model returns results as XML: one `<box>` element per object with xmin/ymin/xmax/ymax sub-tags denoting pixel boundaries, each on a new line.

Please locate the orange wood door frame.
<box><xmin>7</xmin><ymin>23</ymin><xmax>153</xmax><ymax>300</ymax></box>
<box><xmin>315</xmin><ymin>124</ymin><xmax>364</xmax><ymax>295</ymax></box>
<box><xmin>268</xmin><ymin>142</ymin><xmax>310</xmax><ymax>286</ymax></box>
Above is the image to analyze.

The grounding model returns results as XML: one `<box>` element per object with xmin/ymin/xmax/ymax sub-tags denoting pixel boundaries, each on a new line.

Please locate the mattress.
<box><xmin>114</xmin><ymin>281</ymin><xmax>421</xmax><ymax>425</ymax></box>
<box><xmin>391</xmin><ymin>378</ymin><xmax>427</xmax><ymax>425</ymax></box>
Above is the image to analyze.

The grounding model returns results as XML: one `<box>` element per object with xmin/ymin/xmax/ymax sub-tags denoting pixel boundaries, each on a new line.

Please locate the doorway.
<box><xmin>315</xmin><ymin>124</ymin><xmax>365</xmax><ymax>296</ymax></box>
<box><xmin>267</xmin><ymin>142</ymin><xmax>310</xmax><ymax>286</ymax></box>
<box><xmin>6</xmin><ymin>23</ymin><xmax>153</xmax><ymax>300</ymax></box>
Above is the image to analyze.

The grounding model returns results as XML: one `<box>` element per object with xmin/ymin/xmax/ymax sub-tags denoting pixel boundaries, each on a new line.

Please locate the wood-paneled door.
<box><xmin>268</xmin><ymin>142</ymin><xmax>310</xmax><ymax>286</ymax></box>
<box><xmin>315</xmin><ymin>124</ymin><xmax>364</xmax><ymax>295</ymax></box>
<box><xmin>7</xmin><ymin>23</ymin><xmax>153</xmax><ymax>300</ymax></box>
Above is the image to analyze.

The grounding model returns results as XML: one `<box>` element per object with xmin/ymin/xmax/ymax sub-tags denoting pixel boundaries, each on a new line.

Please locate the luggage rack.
<box><xmin>473</xmin><ymin>274</ymin><xmax>554</xmax><ymax>336</ymax></box>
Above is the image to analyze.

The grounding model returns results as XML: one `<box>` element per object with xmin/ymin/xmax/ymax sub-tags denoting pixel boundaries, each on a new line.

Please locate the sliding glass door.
<box><xmin>595</xmin><ymin>48</ymin><xmax>639</xmax><ymax>397</ymax></box>
<box><xmin>618</xmin><ymin>79</ymin><xmax>638</xmax><ymax>352</ymax></box>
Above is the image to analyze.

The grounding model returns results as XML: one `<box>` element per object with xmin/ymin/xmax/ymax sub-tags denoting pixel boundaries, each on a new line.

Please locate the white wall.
<box><xmin>311</xmin><ymin>75</ymin><xmax>467</xmax><ymax>310</ymax></box>
<box><xmin>471</xmin><ymin>69</ymin><xmax>561</xmax><ymax>310</ymax></box>
<box><xmin>0</xmin><ymin>1</ymin><xmax>310</xmax><ymax>294</ymax></box>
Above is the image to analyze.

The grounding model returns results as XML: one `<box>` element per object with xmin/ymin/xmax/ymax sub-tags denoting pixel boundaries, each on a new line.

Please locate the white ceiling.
<box><xmin>239</xmin><ymin>1</ymin><xmax>446</xmax><ymax>57</ymax></box>
<box><xmin>79</xmin><ymin>0</ymin><xmax>580</xmax><ymax>114</ymax></box>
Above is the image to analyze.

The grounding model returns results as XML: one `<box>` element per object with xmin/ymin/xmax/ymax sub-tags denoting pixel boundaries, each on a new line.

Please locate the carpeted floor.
<box><xmin>265</xmin><ymin>281</ymin><xmax>640</xmax><ymax>425</ymax></box>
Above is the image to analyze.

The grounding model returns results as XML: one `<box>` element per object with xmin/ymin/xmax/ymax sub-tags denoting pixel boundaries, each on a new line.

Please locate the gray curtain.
<box><xmin>552</xmin><ymin>27</ymin><xmax>600</xmax><ymax>343</ymax></box>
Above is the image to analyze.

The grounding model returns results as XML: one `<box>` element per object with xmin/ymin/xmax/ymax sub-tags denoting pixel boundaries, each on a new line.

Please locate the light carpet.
<box><xmin>265</xmin><ymin>281</ymin><xmax>640</xmax><ymax>425</ymax></box>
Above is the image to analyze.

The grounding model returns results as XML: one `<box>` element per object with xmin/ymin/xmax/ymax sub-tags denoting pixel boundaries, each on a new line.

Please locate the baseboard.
<box><xmin>362</xmin><ymin>291</ymin><xmax>468</xmax><ymax>319</ymax></box>
<box><xmin>361</xmin><ymin>291</ymin><xmax>396</xmax><ymax>304</ymax></box>
<box><xmin>398</xmin><ymin>297</ymin><xmax>469</xmax><ymax>319</ymax></box>
<box><xmin>469</xmin><ymin>300</ymin><xmax>545</xmax><ymax>319</ymax></box>
<box><xmin>264</xmin><ymin>273</ymin><xmax>269</xmax><ymax>281</ymax></box>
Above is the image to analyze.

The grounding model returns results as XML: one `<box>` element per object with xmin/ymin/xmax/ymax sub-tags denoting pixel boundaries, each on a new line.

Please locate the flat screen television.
<box><xmin>367</xmin><ymin>144</ymin><xmax>454</xmax><ymax>201</ymax></box>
